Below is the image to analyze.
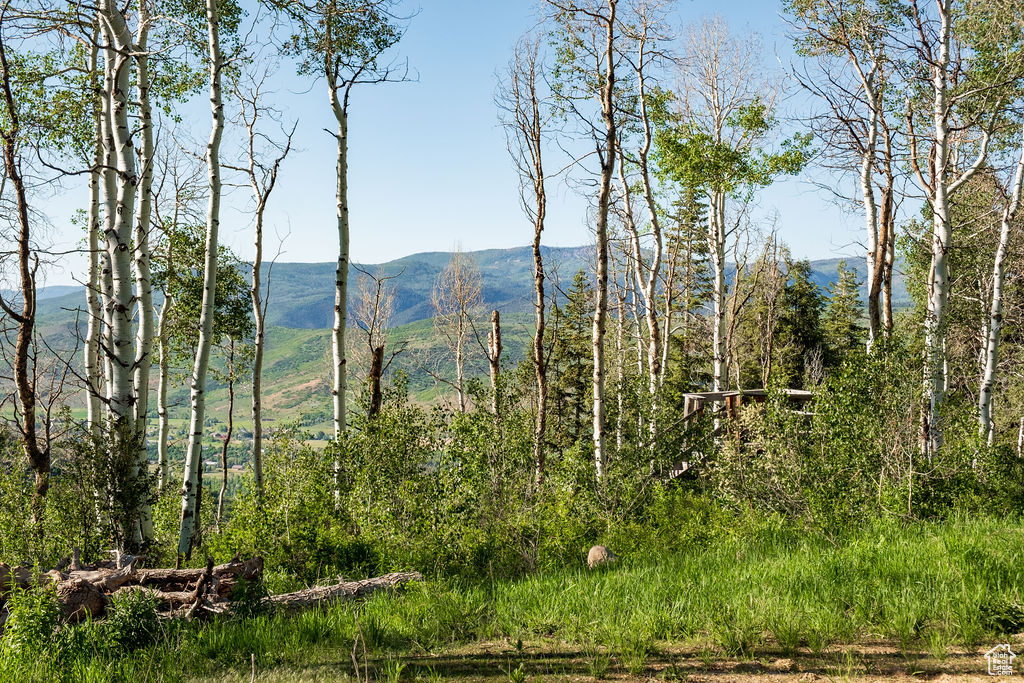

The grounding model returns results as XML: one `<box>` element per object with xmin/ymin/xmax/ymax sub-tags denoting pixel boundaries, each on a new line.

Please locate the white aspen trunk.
<box><xmin>85</xmin><ymin>27</ymin><xmax>103</xmax><ymax>435</ymax></box>
<box><xmin>178</xmin><ymin>0</ymin><xmax>223</xmax><ymax>557</ymax></box>
<box><xmin>132</xmin><ymin>3</ymin><xmax>155</xmax><ymax>543</ymax></box>
<box><xmin>456</xmin><ymin>315</ymin><xmax>466</xmax><ymax>413</ymax></box>
<box><xmin>861</xmin><ymin>95</ymin><xmax>880</xmax><ymax>348</ymax></box>
<box><xmin>329</xmin><ymin>97</ymin><xmax>349</xmax><ymax>440</ymax></box>
<box><xmin>99</xmin><ymin>3</ymin><xmax>137</xmax><ymax>431</ymax></box>
<box><xmin>487</xmin><ymin>310</ymin><xmax>502</xmax><ymax>416</ymax></box>
<box><xmin>611</xmin><ymin>254</ymin><xmax>625</xmax><ymax>452</ymax></box>
<box><xmin>327</xmin><ymin>78</ymin><xmax>349</xmax><ymax>504</ymax></box>
<box><xmin>978</xmin><ymin>121</ymin><xmax>1024</xmax><ymax>445</ymax></box>
<box><xmin>634</xmin><ymin>43</ymin><xmax>663</xmax><ymax>447</ymax></box>
<box><xmin>709</xmin><ymin>191</ymin><xmax>727</xmax><ymax>392</ymax></box>
<box><xmin>922</xmin><ymin>1</ymin><xmax>952</xmax><ymax>458</ymax></box>
<box><xmin>592</xmin><ymin>0</ymin><xmax>617</xmax><ymax>478</ymax></box>
<box><xmin>99</xmin><ymin>2</ymin><xmax>145</xmax><ymax>546</ymax></box>
<box><xmin>251</xmin><ymin>206</ymin><xmax>266</xmax><ymax>495</ymax></box>
<box><xmin>156</xmin><ymin>292</ymin><xmax>171</xmax><ymax>492</ymax></box>
<box><xmin>1017</xmin><ymin>417</ymin><xmax>1024</xmax><ymax>457</ymax></box>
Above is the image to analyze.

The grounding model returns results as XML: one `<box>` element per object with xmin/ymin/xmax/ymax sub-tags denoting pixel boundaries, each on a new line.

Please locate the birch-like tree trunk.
<box><xmin>328</xmin><ymin>90</ymin><xmax>349</xmax><ymax>438</ymax></box>
<box><xmin>0</xmin><ymin>26</ymin><xmax>47</xmax><ymax>515</ymax></box>
<box><xmin>978</xmin><ymin>121</ymin><xmax>1024</xmax><ymax>444</ymax></box>
<box><xmin>216</xmin><ymin>339</ymin><xmax>235</xmax><ymax>532</ymax></box>
<box><xmin>156</xmin><ymin>289</ymin><xmax>172</xmax><ymax>491</ymax></box>
<box><xmin>131</xmin><ymin>1</ymin><xmax>155</xmax><ymax>543</ymax></box>
<box><xmin>487</xmin><ymin>310</ymin><xmax>502</xmax><ymax>416</ymax></box>
<box><xmin>709</xmin><ymin>191</ymin><xmax>727</xmax><ymax>391</ymax></box>
<box><xmin>178</xmin><ymin>0</ymin><xmax>224</xmax><ymax>558</ymax></box>
<box><xmin>99</xmin><ymin>2</ymin><xmax>139</xmax><ymax>432</ymax></box>
<box><xmin>99</xmin><ymin>1</ymin><xmax>147</xmax><ymax>546</ymax></box>
<box><xmin>85</xmin><ymin>25</ymin><xmax>103</xmax><ymax>436</ymax></box>
<box><xmin>591</xmin><ymin>0</ymin><xmax>617</xmax><ymax>479</ymax></box>
<box><xmin>921</xmin><ymin>1</ymin><xmax>957</xmax><ymax>457</ymax></box>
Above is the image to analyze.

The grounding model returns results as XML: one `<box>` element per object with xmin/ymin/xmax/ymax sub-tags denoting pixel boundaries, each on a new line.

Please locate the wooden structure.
<box><xmin>668</xmin><ymin>389</ymin><xmax>814</xmax><ymax>479</ymax></box>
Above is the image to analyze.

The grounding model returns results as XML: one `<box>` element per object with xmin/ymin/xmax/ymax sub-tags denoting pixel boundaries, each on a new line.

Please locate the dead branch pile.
<box><xmin>0</xmin><ymin>551</ymin><xmax>422</xmax><ymax>627</ymax></box>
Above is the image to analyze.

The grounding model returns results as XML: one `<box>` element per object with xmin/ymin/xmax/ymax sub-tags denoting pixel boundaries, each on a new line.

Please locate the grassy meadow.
<box><xmin>3</xmin><ymin>515</ymin><xmax>1022</xmax><ymax>682</ymax></box>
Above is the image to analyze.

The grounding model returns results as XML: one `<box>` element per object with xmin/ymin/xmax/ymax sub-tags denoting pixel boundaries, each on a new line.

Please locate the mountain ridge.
<box><xmin>34</xmin><ymin>245</ymin><xmax>908</xmax><ymax>330</ymax></box>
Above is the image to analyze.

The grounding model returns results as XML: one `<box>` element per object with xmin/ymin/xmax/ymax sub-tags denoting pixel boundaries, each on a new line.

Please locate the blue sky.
<box><xmin>41</xmin><ymin>0</ymin><xmax>861</xmax><ymax>286</ymax></box>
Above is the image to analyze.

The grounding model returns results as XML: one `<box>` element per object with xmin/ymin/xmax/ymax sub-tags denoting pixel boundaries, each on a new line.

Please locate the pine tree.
<box><xmin>662</xmin><ymin>186</ymin><xmax>713</xmax><ymax>396</ymax></box>
<box><xmin>547</xmin><ymin>269</ymin><xmax>594</xmax><ymax>453</ymax></box>
<box><xmin>775</xmin><ymin>259</ymin><xmax>826</xmax><ymax>388</ymax></box>
<box><xmin>823</xmin><ymin>260</ymin><xmax>866</xmax><ymax>365</ymax></box>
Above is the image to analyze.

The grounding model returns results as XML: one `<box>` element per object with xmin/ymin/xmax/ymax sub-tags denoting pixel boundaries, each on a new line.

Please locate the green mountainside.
<box><xmin>30</xmin><ymin>245</ymin><xmax>908</xmax><ymax>430</ymax></box>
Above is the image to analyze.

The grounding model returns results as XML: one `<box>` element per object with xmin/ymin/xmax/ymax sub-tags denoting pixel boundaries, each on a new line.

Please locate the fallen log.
<box><xmin>56</xmin><ymin>578</ymin><xmax>106</xmax><ymax>623</ymax></box>
<box><xmin>111</xmin><ymin>585</ymin><xmax>196</xmax><ymax>609</ymax></box>
<box><xmin>69</xmin><ymin>561</ymin><xmax>137</xmax><ymax>593</ymax></box>
<box><xmin>134</xmin><ymin>557</ymin><xmax>262</xmax><ymax>591</ymax></box>
<box><xmin>267</xmin><ymin>571</ymin><xmax>423</xmax><ymax>611</ymax></box>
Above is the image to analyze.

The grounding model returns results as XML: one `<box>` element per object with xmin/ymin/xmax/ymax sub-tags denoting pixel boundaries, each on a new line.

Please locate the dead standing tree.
<box><xmin>224</xmin><ymin>61</ymin><xmax>295</xmax><ymax>497</ymax></box>
<box><xmin>350</xmin><ymin>265</ymin><xmax>405</xmax><ymax>419</ymax></box>
<box><xmin>497</xmin><ymin>34</ymin><xmax>552</xmax><ymax>479</ymax></box>
<box><xmin>431</xmin><ymin>249</ymin><xmax>482</xmax><ymax>414</ymax></box>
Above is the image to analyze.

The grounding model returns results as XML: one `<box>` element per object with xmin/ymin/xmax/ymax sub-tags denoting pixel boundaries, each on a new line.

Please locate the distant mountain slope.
<box><xmin>258</xmin><ymin>246</ymin><xmax>593</xmax><ymax>328</ymax></box>
<box><xmin>34</xmin><ymin>245</ymin><xmax>909</xmax><ymax>331</ymax></box>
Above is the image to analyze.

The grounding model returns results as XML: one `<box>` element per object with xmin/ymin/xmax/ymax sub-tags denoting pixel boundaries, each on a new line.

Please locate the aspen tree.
<box><xmin>178</xmin><ymin>0</ymin><xmax>225</xmax><ymax>558</ymax></box>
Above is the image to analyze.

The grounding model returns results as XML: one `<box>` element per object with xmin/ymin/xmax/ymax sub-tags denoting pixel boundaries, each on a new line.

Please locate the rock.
<box><xmin>586</xmin><ymin>545</ymin><xmax>617</xmax><ymax>569</ymax></box>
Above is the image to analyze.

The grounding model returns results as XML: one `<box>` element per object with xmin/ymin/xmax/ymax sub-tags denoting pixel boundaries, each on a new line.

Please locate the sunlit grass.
<box><xmin>2</xmin><ymin>515</ymin><xmax>1021</xmax><ymax>682</ymax></box>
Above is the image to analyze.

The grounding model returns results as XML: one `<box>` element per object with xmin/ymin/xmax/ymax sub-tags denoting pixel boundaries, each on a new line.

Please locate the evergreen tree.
<box><xmin>662</xmin><ymin>186</ymin><xmax>713</xmax><ymax>396</ymax></box>
<box><xmin>822</xmin><ymin>260</ymin><xmax>866</xmax><ymax>364</ymax></box>
<box><xmin>546</xmin><ymin>269</ymin><xmax>594</xmax><ymax>453</ymax></box>
<box><xmin>775</xmin><ymin>259</ymin><xmax>825</xmax><ymax>388</ymax></box>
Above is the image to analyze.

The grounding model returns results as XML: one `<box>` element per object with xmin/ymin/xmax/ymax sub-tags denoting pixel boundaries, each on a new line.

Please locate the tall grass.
<box><xmin>2</xmin><ymin>515</ymin><xmax>1021</xmax><ymax>682</ymax></box>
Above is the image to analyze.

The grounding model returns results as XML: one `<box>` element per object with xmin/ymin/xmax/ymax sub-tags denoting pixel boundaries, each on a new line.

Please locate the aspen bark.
<box><xmin>0</xmin><ymin>27</ymin><xmax>46</xmax><ymax>514</ymax></box>
<box><xmin>978</xmin><ymin>121</ymin><xmax>1024</xmax><ymax>444</ymax></box>
<box><xmin>216</xmin><ymin>340</ymin><xmax>235</xmax><ymax>531</ymax></box>
<box><xmin>709</xmin><ymin>191</ymin><xmax>727</xmax><ymax>391</ymax></box>
<box><xmin>132</xmin><ymin>1</ymin><xmax>155</xmax><ymax>543</ymax></box>
<box><xmin>860</xmin><ymin>81</ymin><xmax>881</xmax><ymax>346</ymax></box>
<box><xmin>592</xmin><ymin>0</ymin><xmax>617</xmax><ymax>479</ymax></box>
<box><xmin>487</xmin><ymin>310</ymin><xmax>502</xmax><ymax>416</ymax></box>
<box><xmin>156</xmin><ymin>290</ymin><xmax>171</xmax><ymax>492</ymax></box>
<box><xmin>922</xmin><ymin>1</ymin><xmax>953</xmax><ymax>458</ymax></box>
<box><xmin>633</xmin><ymin>32</ymin><xmax>663</xmax><ymax>445</ymax></box>
<box><xmin>99</xmin><ymin>1</ymin><xmax>139</xmax><ymax>435</ymax></box>
<box><xmin>328</xmin><ymin>95</ymin><xmax>349</xmax><ymax>442</ymax></box>
<box><xmin>85</xmin><ymin>25</ymin><xmax>103</xmax><ymax>435</ymax></box>
<box><xmin>250</xmin><ymin>206</ymin><xmax>265</xmax><ymax>495</ymax></box>
<box><xmin>179</xmin><ymin>0</ymin><xmax>224</xmax><ymax>558</ymax></box>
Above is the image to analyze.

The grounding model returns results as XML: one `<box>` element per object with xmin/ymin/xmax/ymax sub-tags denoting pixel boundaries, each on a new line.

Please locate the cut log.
<box><xmin>56</xmin><ymin>578</ymin><xmax>106</xmax><ymax>623</ymax></box>
<box><xmin>268</xmin><ymin>571</ymin><xmax>422</xmax><ymax>611</ymax></box>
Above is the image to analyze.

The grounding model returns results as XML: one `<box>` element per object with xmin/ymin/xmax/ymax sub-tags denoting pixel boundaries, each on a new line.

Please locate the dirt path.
<box><xmin>195</xmin><ymin>638</ymin><xmax>1024</xmax><ymax>681</ymax></box>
